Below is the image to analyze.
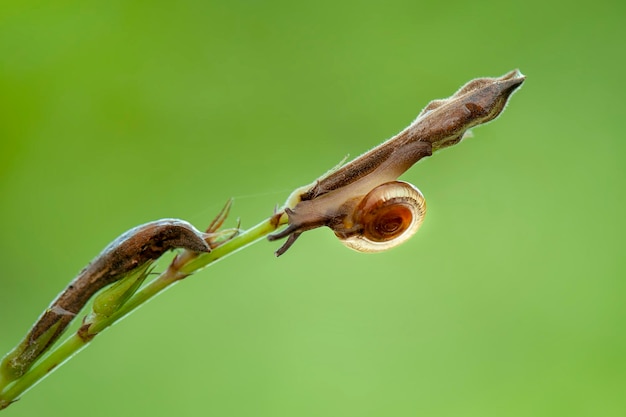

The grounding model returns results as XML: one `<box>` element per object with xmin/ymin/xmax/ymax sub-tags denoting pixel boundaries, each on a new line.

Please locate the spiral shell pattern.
<box><xmin>337</xmin><ymin>181</ymin><xmax>426</xmax><ymax>252</ymax></box>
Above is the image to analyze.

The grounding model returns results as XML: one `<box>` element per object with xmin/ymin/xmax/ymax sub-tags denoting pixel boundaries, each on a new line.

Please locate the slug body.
<box><xmin>269</xmin><ymin>70</ymin><xmax>525</xmax><ymax>255</ymax></box>
<box><xmin>10</xmin><ymin>219</ymin><xmax>209</xmax><ymax>377</ymax></box>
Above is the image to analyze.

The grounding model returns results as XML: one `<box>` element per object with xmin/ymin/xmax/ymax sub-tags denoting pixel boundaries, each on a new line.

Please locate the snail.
<box><xmin>269</xmin><ymin>179</ymin><xmax>426</xmax><ymax>255</ymax></box>
<box><xmin>269</xmin><ymin>69</ymin><xmax>525</xmax><ymax>255</ymax></box>
<box><xmin>331</xmin><ymin>181</ymin><xmax>426</xmax><ymax>253</ymax></box>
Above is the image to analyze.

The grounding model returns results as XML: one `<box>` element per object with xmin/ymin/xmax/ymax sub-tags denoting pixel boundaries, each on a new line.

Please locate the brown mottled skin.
<box><xmin>7</xmin><ymin>219</ymin><xmax>209</xmax><ymax>378</ymax></box>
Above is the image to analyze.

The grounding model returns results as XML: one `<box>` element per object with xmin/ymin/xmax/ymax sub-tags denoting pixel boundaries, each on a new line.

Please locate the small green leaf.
<box><xmin>92</xmin><ymin>261</ymin><xmax>153</xmax><ymax>319</ymax></box>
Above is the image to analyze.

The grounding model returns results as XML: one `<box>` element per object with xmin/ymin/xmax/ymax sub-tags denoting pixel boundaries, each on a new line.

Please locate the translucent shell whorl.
<box><xmin>337</xmin><ymin>181</ymin><xmax>426</xmax><ymax>253</ymax></box>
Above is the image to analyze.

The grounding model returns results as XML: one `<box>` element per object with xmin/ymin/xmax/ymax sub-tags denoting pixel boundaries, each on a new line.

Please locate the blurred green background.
<box><xmin>1</xmin><ymin>0</ymin><xmax>624</xmax><ymax>416</ymax></box>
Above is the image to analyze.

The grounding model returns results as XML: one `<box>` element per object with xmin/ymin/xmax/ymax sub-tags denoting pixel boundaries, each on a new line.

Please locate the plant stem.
<box><xmin>0</xmin><ymin>335</ymin><xmax>85</xmax><ymax>410</ymax></box>
<box><xmin>0</xmin><ymin>213</ymin><xmax>287</xmax><ymax>409</ymax></box>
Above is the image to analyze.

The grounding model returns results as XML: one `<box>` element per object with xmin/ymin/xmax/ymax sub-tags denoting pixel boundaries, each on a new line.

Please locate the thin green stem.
<box><xmin>0</xmin><ymin>335</ymin><xmax>85</xmax><ymax>409</ymax></box>
<box><xmin>91</xmin><ymin>213</ymin><xmax>287</xmax><ymax>334</ymax></box>
<box><xmin>0</xmin><ymin>213</ymin><xmax>287</xmax><ymax>409</ymax></box>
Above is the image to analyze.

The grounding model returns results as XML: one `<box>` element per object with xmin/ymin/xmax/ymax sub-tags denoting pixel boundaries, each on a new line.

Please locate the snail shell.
<box><xmin>332</xmin><ymin>181</ymin><xmax>426</xmax><ymax>252</ymax></box>
<box><xmin>269</xmin><ymin>181</ymin><xmax>427</xmax><ymax>255</ymax></box>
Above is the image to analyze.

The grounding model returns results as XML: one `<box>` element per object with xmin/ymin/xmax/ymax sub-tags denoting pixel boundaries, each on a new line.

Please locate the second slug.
<box><xmin>5</xmin><ymin>219</ymin><xmax>210</xmax><ymax>378</ymax></box>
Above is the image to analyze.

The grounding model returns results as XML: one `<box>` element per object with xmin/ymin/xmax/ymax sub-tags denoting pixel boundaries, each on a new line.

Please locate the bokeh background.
<box><xmin>1</xmin><ymin>1</ymin><xmax>624</xmax><ymax>416</ymax></box>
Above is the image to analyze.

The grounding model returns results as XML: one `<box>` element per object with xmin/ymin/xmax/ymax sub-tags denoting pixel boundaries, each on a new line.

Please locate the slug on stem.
<box><xmin>269</xmin><ymin>69</ymin><xmax>525</xmax><ymax>256</ymax></box>
<box><xmin>1</xmin><ymin>219</ymin><xmax>209</xmax><ymax>380</ymax></box>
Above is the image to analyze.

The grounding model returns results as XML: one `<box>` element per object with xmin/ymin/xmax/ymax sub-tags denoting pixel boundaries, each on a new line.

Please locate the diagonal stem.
<box><xmin>0</xmin><ymin>213</ymin><xmax>288</xmax><ymax>410</ymax></box>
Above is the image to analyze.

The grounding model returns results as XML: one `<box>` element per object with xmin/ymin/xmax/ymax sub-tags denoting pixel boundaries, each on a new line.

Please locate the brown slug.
<box><xmin>6</xmin><ymin>219</ymin><xmax>210</xmax><ymax>378</ymax></box>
